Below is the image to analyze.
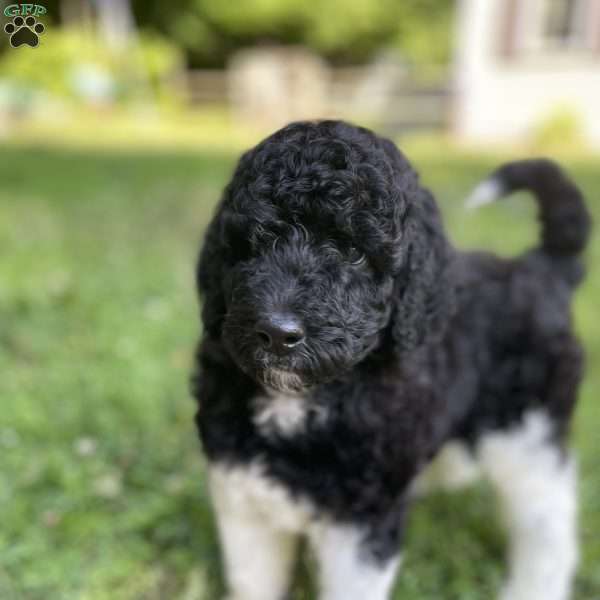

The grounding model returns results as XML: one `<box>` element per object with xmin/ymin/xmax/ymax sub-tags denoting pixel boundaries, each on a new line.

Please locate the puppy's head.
<box><xmin>198</xmin><ymin>121</ymin><xmax>454</xmax><ymax>393</ymax></box>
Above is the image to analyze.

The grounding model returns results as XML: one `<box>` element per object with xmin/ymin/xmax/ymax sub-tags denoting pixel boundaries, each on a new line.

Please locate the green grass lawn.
<box><xmin>1</xmin><ymin>142</ymin><xmax>598</xmax><ymax>600</ymax></box>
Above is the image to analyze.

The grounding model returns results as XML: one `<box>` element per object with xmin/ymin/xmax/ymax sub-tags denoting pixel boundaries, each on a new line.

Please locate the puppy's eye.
<box><xmin>348</xmin><ymin>247</ymin><xmax>366</xmax><ymax>266</ymax></box>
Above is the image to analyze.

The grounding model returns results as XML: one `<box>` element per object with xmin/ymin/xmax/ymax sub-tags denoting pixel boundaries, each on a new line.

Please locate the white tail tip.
<box><xmin>465</xmin><ymin>178</ymin><xmax>504</xmax><ymax>210</ymax></box>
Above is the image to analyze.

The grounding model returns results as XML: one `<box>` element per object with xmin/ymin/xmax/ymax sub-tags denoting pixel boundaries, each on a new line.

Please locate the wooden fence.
<box><xmin>183</xmin><ymin>66</ymin><xmax>451</xmax><ymax>133</ymax></box>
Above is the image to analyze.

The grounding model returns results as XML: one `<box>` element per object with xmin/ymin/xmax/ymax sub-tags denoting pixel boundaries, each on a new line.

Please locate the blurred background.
<box><xmin>0</xmin><ymin>0</ymin><xmax>598</xmax><ymax>598</ymax></box>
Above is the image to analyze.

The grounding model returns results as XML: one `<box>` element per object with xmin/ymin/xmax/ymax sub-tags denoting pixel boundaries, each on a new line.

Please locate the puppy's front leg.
<box><xmin>309</xmin><ymin>521</ymin><xmax>401</xmax><ymax>600</ymax></box>
<box><xmin>209</xmin><ymin>466</ymin><xmax>299</xmax><ymax>600</ymax></box>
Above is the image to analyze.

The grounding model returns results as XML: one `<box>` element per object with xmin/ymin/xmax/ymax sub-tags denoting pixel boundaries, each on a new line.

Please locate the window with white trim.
<box><xmin>500</xmin><ymin>0</ymin><xmax>600</xmax><ymax>57</ymax></box>
<box><xmin>541</xmin><ymin>0</ymin><xmax>587</xmax><ymax>49</ymax></box>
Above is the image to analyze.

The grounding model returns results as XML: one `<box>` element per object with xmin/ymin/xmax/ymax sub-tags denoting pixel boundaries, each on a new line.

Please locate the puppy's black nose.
<box><xmin>255</xmin><ymin>313</ymin><xmax>305</xmax><ymax>354</ymax></box>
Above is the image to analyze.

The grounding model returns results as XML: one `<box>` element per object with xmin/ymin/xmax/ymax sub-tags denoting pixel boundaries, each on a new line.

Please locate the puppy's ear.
<box><xmin>391</xmin><ymin>188</ymin><xmax>455</xmax><ymax>354</ymax></box>
<box><xmin>197</xmin><ymin>149</ymin><xmax>258</xmax><ymax>338</ymax></box>
<box><xmin>196</xmin><ymin>213</ymin><xmax>226</xmax><ymax>338</ymax></box>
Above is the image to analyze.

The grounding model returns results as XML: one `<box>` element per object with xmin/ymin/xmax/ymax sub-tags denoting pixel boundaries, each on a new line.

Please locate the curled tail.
<box><xmin>466</xmin><ymin>159</ymin><xmax>592</xmax><ymax>258</ymax></box>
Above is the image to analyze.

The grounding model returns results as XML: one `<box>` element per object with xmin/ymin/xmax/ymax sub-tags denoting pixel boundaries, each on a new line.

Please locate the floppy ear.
<box><xmin>196</xmin><ymin>207</ymin><xmax>228</xmax><ymax>339</ymax></box>
<box><xmin>197</xmin><ymin>148</ymin><xmax>261</xmax><ymax>339</ymax></box>
<box><xmin>391</xmin><ymin>187</ymin><xmax>456</xmax><ymax>355</ymax></box>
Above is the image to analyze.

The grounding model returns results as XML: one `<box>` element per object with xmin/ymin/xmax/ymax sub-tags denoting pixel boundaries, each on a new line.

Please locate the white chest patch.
<box><xmin>253</xmin><ymin>392</ymin><xmax>326</xmax><ymax>438</ymax></box>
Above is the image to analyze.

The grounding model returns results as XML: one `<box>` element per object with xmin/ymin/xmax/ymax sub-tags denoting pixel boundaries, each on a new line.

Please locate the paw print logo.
<box><xmin>4</xmin><ymin>16</ymin><xmax>45</xmax><ymax>48</ymax></box>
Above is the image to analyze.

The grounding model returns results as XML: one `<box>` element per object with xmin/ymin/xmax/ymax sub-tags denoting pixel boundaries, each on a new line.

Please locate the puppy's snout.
<box><xmin>255</xmin><ymin>313</ymin><xmax>305</xmax><ymax>355</ymax></box>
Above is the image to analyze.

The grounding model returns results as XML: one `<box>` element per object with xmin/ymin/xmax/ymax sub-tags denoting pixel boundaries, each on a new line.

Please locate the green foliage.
<box><xmin>134</xmin><ymin>0</ymin><xmax>455</xmax><ymax>68</ymax></box>
<box><xmin>0</xmin><ymin>28</ymin><xmax>183</xmax><ymax>106</ymax></box>
<box><xmin>304</xmin><ymin>0</ymin><xmax>405</xmax><ymax>61</ymax></box>
<box><xmin>1</xmin><ymin>143</ymin><xmax>599</xmax><ymax>599</ymax></box>
<box><xmin>394</xmin><ymin>0</ymin><xmax>455</xmax><ymax>75</ymax></box>
<box><xmin>531</xmin><ymin>106</ymin><xmax>586</xmax><ymax>152</ymax></box>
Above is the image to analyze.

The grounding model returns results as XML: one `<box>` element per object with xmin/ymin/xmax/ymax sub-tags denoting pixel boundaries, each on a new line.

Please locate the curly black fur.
<box><xmin>192</xmin><ymin>121</ymin><xmax>591</xmax><ymax>563</ymax></box>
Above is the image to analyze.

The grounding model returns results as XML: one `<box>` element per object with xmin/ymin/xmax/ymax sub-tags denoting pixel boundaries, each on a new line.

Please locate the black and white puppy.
<box><xmin>192</xmin><ymin>120</ymin><xmax>591</xmax><ymax>600</ymax></box>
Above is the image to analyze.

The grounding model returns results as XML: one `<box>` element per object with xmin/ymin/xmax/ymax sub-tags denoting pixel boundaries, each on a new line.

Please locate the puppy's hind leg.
<box><xmin>410</xmin><ymin>440</ymin><xmax>481</xmax><ymax>498</ymax></box>
<box><xmin>478</xmin><ymin>411</ymin><xmax>578</xmax><ymax>600</ymax></box>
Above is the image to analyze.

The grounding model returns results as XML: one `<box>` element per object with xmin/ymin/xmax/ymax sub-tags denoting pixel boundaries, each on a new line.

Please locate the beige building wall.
<box><xmin>454</xmin><ymin>0</ymin><xmax>600</xmax><ymax>147</ymax></box>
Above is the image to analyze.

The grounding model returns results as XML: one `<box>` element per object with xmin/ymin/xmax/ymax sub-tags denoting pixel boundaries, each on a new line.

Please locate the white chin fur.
<box><xmin>262</xmin><ymin>368</ymin><xmax>305</xmax><ymax>394</ymax></box>
<box><xmin>465</xmin><ymin>177</ymin><xmax>505</xmax><ymax>210</ymax></box>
